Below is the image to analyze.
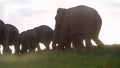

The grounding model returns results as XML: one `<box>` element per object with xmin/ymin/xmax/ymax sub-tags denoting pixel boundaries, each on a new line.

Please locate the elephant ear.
<box><xmin>55</xmin><ymin>8</ymin><xmax>67</xmax><ymax>25</ymax></box>
<box><xmin>57</xmin><ymin>8</ymin><xmax>66</xmax><ymax>17</ymax></box>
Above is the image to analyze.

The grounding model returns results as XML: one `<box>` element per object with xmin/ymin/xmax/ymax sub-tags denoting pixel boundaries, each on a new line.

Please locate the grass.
<box><xmin>0</xmin><ymin>45</ymin><xmax>120</xmax><ymax>68</ymax></box>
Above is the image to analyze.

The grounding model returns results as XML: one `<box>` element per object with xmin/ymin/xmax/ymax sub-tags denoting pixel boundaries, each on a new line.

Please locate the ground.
<box><xmin>0</xmin><ymin>45</ymin><xmax>120</xmax><ymax>68</ymax></box>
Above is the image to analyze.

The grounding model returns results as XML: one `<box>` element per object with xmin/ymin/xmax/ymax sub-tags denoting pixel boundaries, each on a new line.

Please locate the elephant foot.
<box><xmin>86</xmin><ymin>45</ymin><xmax>93</xmax><ymax>49</ymax></box>
<box><xmin>98</xmin><ymin>44</ymin><xmax>104</xmax><ymax>48</ymax></box>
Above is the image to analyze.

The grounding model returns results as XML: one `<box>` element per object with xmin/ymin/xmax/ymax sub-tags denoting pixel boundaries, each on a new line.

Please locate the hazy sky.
<box><xmin>0</xmin><ymin>0</ymin><xmax>120</xmax><ymax>44</ymax></box>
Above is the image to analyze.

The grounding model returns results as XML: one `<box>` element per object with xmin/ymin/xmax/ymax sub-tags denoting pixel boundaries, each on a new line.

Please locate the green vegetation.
<box><xmin>0</xmin><ymin>45</ymin><xmax>120</xmax><ymax>68</ymax></box>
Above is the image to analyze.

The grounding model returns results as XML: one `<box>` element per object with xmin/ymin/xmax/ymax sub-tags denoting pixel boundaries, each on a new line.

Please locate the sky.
<box><xmin>0</xmin><ymin>0</ymin><xmax>120</xmax><ymax>45</ymax></box>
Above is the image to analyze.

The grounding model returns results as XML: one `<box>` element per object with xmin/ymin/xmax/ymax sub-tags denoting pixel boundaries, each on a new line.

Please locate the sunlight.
<box><xmin>9</xmin><ymin>46</ymin><xmax>15</xmax><ymax>54</ymax></box>
<box><xmin>0</xmin><ymin>45</ymin><xmax>3</xmax><ymax>54</ymax></box>
<box><xmin>0</xmin><ymin>42</ymin><xmax>53</xmax><ymax>54</ymax></box>
<box><xmin>0</xmin><ymin>0</ymin><xmax>120</xmax><ymax>53</ymax></box>
<box><xmin>39</xmin><ymin>42</ymin><xmax>53</xmax><ymax>50</ymax></box>
<box><xmin>0</xmin><ymin>45</ymin><xmax>15</xmax><ymax>54</ymax></box>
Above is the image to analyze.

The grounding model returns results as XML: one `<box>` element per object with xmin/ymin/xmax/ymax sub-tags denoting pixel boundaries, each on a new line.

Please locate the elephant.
<box><xmin>52</xmin><ymin>5</ymin><xmax>104</xmax><ymax>52</ymax></box>
<box><xmin>19</xmin><ymin>30</ymin><xmax>37</xmax><ymax>53</ymax></box>
<box><xmin>33</xmin><ymin>25</ymin><xmax>53</xmax><ymax>50</ymax></box>
<box><xmin>0</xmin><ymin>20</ymin><xmax>11</xmax><ymax>54</ymax></box>
<box><xmin>5</xmin><ymin>24</ymin><xmax>19</xmax><ymax>54</ymax></box>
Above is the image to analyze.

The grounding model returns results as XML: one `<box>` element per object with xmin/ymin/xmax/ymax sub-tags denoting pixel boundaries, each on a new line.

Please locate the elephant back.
<box><xmin>0</xmin><ymin>20</ymin><xmax>6</xmax><ymax>31</ymax></box>
<box><xmin>66</xmin><ymin>5</ymin><xmax>102</xmax><ymax>37</ymax></box>
<box><xmin>33</xmin><ymin>25</ymin><xmax>53</xmax><ymax>43</ymax></box>
<box><xmin>0</xmin><ymin>20</ymin><xmax>8</xmax><ymax>42</ymax></box>
<box><xmin>6</xmin><ymin>24</ymin><xmax>19</xmax><ymax>43</ymax></box>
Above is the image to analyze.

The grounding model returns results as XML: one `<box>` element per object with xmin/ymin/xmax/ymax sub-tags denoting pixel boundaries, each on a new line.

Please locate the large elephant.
<box><xmin>33</xmin><ymin>25</ymin><xmax>53</xmax><ymax>50</ymax></box>
<box><xmin>6</xmin><ymin>24</ymin><xmax>19</xmax><ymax>54</ymax></box>
<box><xmin>53</xmin><ymin>5</ymin><xmax>104</xmax><ymax>52</ymax></box>
<box><xmin>0</xmin><ymin>20</ymin><xmax>11</xmax><ymax>54</ymax></box>
<box><xmin>19</xmin><ymin>30</ymin><xmax>37</xmax><ymax>53</ymax></box>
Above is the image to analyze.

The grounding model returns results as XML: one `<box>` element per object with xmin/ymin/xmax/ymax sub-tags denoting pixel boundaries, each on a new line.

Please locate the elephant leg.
<box><xmin>64</xmin><ymin>39</ymin><xmax>71</xmax><ymax>49</ymax></box>
<box><xmin>29</xmin><ymin>42</ymin><xmax>37</xmax><ymax>52</ymax></box>
<box><xmin>21</xmin><ymin>44</ymin><xmax>27</xmax><ymax>53</ymax></box>
<box><xmin>63</xmin><ymin>39</ymin><xmax>72</xmax><ymax>52</ymax></box>
<box><xmin>28</xmin><ymin>44</ymin><xmax>34</xmax><ymax>53</ymax></box>
<box><xmin>36</xmin><ymin>43</ymin><xmax>41</xmax><ymax>51</ymax></box>
<box><xmin>3</xmin><ymin>47</ymin><xmax>11</xmax><ymax>54</ymax></box>
<box><xmin>14</xmin><ymin>45</ymin><xmax>20</xmax><ymax>54</ymax></box>
<box><xmin>0</xmin><ymin>45</ymin><xmax>1</xmax><ymax>55</ymax></box>
<box><xmin>52</xmin><ymin>41</ymin><xmax>58</xmax><ymax>50</ymax></box>
<box><xmin>85</xmin><ymin>37</ymin><xmax>93</xmax><ymax>49</ymax></box>
<box><xmin>71</xmin><ymin>35</ymin><xmax>84</xmax><ymax>53</ymax></box>
<box><xmin>3</xmin><ymin>36</ymin><xmax>12</xmax><ymax>54</ymax></box>
<box><xmin>92</xmin><ymin>36</ymin><xmax>104</xmax><ymax>48</ymax></box>
<box><xmin>14</xmin><ymin>43</ymin><xmax>20</xmax><ymax>54</ymax></box>
<box><xmin>59</xmin><ymin>28</ymin><xmax>70</xmax><ymax>50</ymax></box>
<box><xmin>46</xmin><ymin>45</ymin><xmax>49</xmax><ymax>50</ymax></box>
<box><xmin>44</xmin><ymin>42</ymin><xmax>50</xmax><ymax>50</ymax></box>
<box><xmin>58</xmin><ymin>41</ymin><xmax>64</xmax><ymax>50</ymax></box>
<box><xmin>3</xmin><ymin>43</ymin><xmax>11</xmax><ymax>54</ymax></box>
<box><xmin>58</xmin><ymin>40</ymin><xmax>70</xmax><ymax>51</ymax></box>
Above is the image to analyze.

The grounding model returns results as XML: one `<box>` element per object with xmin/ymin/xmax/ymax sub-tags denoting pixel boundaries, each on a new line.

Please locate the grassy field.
<box><xmin>0</xmin><ymin>45</ymin><xmax>120</xmax><ymax>68</ymax></box>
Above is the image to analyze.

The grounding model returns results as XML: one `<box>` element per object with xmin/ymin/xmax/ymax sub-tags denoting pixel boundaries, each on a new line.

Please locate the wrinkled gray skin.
<box><xmin>53</xmin><ymin>5</ymin><xmax>104</xmax><ymax>52</ymax></box>
<box><xmin>33</xmin><ymin>25</ymin><xmax>53</xmax><ymax>50</ymax></box>
<box><xmin>0</xmin><ymin>20</ymin><xmax>11</xmax><ymax>54</ymax></box>
<box><xmin>6</xmin><ymin>24</ymin><xmax>19</xmax><ymax>54</ymax></box>
<box><xmin>19</xmin><ymin>25</ymin><xmax>53</xmax><ymax>53</ymax></box>
<box><xmin>19</xmin><ymin>30</ymin><xmax>37</xmax><ymax>53</ymax></box>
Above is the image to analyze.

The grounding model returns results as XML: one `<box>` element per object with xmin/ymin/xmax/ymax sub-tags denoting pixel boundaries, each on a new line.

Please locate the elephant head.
<box><xmin>52</xmin><ymin>8</ymin><xmax>67</xmax><ymax>49</ymax></box>
<box><xmin>55</xmin><ymin>8</ymin><xmax>67</xmax><ymax>27</ymax></box>
<box><xmin>52</xmin><ymin>8</ymin><xmax>72</xmax><ymax>50</ymax></box>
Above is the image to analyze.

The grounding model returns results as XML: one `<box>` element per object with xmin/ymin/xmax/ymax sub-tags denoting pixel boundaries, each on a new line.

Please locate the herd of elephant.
<box><xmin>0</xmin><ymin>5</ymin><xmax>104</xmax><ymax>54</ymax></box>
<box><xmin>0</xmin><ymin>21</ymin><xmax>53</xmax><ymax>54</ymax></box>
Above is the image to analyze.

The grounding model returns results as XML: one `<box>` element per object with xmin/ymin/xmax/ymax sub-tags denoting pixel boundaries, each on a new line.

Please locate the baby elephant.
<box><xmin>33</xmin><ymin>25</ymin><xmax>53</xmax><ymax>50</ymax></box>
<box><xmin>19</xmin><ymin>30</ymin><xmax>37</xmax><ymax>53</ymax></box>
<box><xmin>19</xmin><ymin>25</ymin><xmax>53</xmax><ymax>54</ymax></box>
<box><xmin>6</xmin><ymin>24</ymin><xmax>19</xmax><ymax>54</ymax></box>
